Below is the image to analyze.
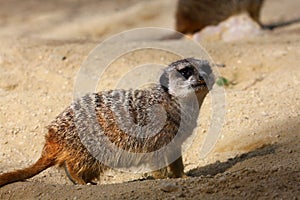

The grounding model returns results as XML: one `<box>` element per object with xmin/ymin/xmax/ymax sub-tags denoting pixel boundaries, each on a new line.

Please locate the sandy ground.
<box><xmin>0</xmin><ymin>0</ymin><xmax>299</xmax><ymax>199</ymax></box>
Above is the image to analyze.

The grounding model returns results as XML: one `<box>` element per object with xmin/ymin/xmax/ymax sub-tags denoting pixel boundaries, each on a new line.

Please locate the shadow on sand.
<box><xmin>186</xmin><ymin>144</ymin><xmax>277</xmax><ymax>177</ymax></box>
<box><xmin>263</xmin><ymin>18</ymin><xmax>300</xmax><ymax>30</ymax></box>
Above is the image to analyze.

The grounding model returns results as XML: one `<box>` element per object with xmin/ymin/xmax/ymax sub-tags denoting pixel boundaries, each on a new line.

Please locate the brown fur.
<box><xmin>0</xmin><ymin>58</ymin><xmax>214</xmax><ymax>187</ymax></box>
<box><xmin>176</xmin><ymin>0</ymin><xmax>265</xmax><ymax>34</ymax></box>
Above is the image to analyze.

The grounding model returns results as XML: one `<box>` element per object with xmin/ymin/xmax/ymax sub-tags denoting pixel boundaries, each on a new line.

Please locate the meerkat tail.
<box><xmin>0</xmin><ymin>141</ymin><xmax>59</xmax><ymax>187</ymax></box>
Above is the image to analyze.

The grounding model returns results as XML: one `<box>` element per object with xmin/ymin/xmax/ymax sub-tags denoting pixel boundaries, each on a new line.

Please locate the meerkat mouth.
<box><xmin>192</xmin><ymin>79</ymin><xmax>208</xmax><ymax>89</ymax></box>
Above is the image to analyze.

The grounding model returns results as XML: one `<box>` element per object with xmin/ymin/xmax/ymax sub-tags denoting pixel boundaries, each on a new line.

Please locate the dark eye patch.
<box><xmin>178</xmin><ymin>66</ymin><xmax>194</xmax><ymax>79</ymax></box>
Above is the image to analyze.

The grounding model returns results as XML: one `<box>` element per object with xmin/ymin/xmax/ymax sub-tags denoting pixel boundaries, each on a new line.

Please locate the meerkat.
<box><xmin>0</xmin><ymin>58</ymin><xmax>215</xmax><ymax>187</ymax></box>
<box><xmin>176</xmin><ymin>0</ymin><xmax>265</xmax><ymax>34</ymax></box>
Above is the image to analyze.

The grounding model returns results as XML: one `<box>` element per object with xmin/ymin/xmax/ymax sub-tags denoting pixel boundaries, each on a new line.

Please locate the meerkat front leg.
<box><xmin>167</xmin><ymin>156</ymin><xmax>187</xmax><ymax>178</ymax></box>
<box><xmin>151</xmin><ymin>156</ymin><xmax>187</xmax><ymax>179</ymax></box>
<box><xmin>151</xmin><ymin>146</ymin><xmax>187</xmax><ymax>179</ymax></box>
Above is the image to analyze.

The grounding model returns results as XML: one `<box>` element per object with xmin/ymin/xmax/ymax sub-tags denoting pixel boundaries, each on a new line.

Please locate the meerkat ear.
<box><xmin>159</xmin><ymin>70</ymin><xmax>169</xmax><ymax>91</ymax></box>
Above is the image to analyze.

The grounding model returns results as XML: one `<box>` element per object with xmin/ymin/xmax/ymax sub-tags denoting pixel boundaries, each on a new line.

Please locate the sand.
<box><xmin>0</xmin><ymin>0</ymin><xmax>299</xmax><ymax>199</ymax></box>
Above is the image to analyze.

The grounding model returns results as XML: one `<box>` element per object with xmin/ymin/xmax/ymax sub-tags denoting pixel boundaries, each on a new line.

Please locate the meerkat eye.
<box><xmin>178</xmin><ymin>66</ymin><xmax>194</xmax><ymax>79</ymax></box>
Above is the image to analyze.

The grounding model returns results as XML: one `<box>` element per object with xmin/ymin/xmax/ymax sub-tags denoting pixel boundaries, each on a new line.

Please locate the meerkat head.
<box><xmin>159</xmin><ymin>58</ymin><xmax>214</xmax><ymax>98</ymax></box>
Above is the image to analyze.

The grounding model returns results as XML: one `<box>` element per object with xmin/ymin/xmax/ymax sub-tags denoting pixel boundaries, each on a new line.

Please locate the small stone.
<box><xmin>261</xmin><ymin>112</ymin><xmax>269</xmax><ymax>116</ymax></box>
<box><xmin>271</xmin><ymin>167</ymin><xmax>278</xmax><ymax>172</ymax></box>
<box><xmin>160</xmin><ymin>183</ymin><xmax>180</xmax><ymax>193</ymax></box>
<box><xmin>218</xmin><ymin>176</ymin><xmax>226</xmax><ymax>183</ymax></box>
